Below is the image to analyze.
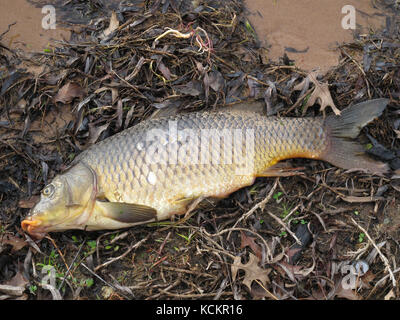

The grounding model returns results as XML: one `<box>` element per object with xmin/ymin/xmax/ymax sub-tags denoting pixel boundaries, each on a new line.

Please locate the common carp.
<box><xmin>21</xmin><ymin>99</ymin><xmax>389</xmax><ymax>239</ymax></box>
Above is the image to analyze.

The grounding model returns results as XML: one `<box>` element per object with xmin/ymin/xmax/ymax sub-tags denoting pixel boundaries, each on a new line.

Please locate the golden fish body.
<box><xmin>81</xmin><ymin>111</ymin><xmax>325</xmax><ymax>217</ymax></box>
<box><xmin>21</xmin><ymin>99</ymin><xmax>389</xmax><ymax>238</ymax></box>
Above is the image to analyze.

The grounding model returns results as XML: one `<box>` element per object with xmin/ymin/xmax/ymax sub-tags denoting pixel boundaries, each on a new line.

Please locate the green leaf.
<box><xmin>273</xmin><ymin>192</ymin><xmax>283</xmax><ymax>201</ymax></box>
<box><xmin>85</xmin><ymin>278</ymin><xmax>94</xmax><ymax>287</ymax></box>
<box><xmin>279</xmin><ymin>231</ymin><xmax>287</xmax><ymax>237</ymax></box>
<box><xmin>87</xmin><ymin>240</ymin><xmax>97</xmax><ymax>250</ymax></box>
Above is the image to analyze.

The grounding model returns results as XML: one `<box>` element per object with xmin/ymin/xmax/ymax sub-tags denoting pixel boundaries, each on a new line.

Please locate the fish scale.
<box><xmin>22</xmin><ymin>99</ymin><xmax>389</xmax><ymax>238</ymax></box>
<box><xmin>73</xmin><ymin>110</ymin><xmax>327</xmax><ymax>220</ymax></box>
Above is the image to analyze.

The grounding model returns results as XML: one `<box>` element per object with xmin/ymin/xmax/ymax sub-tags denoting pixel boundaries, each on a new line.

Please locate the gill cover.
<box><xmin>21</xmin><ymin>162</ymin><xmax>97</xmax><ymax>238</ymax></box>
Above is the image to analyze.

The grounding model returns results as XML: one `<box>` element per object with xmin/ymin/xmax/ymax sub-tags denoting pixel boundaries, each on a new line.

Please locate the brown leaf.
<box><xmin>385</xmin><ymin>289</ymin><xmax>396</xmax><ymax>300</ymax></box>
<box><xmin>125</xmin><ymin>57</ymin><xmax>145</xmax><ymax>81</ymax></box>
<box><xmin>1</xmin><ymin>234</ymin><xmax>27</xmax><ymax>252</ymax></box>
<box><xmin>176</xmin><ymin>80</ymin><xmax>202</xmax><ymax>96</ymax></box>
<box><xmin>240</xmin><ymin>231</ymin><xmax>262</xmax><ymax>259</ymax></box>
<box><xmin>18</xmin><ymin>196</ymin><xmax>39</xmax><ymax>209</ymax></box>
<box><xmin>0</xmin><ymin>270</ymin><xmax>29</xmax><ymax>298</ymax></box>
<box><xmin>334</xmin><ymin>282</ymin><xmax>359</xmax><ymax>300</ymax></box>
<box><xmin>85</xmin><ymin>122</ymin><xmax>110</xmax><ymax>147</ymax></box>
<box><xmin>3</xmin><ymin>271</ymin><xmax>29</xmax><ymax>288</ymax></box>
<box><xmin>203</xmin><ymin>72</ymin><xmax>210</xmax><ymax>103</ymax></box>
<box><xmin>231</xmin><ymin>253</ymin><xmax>271</xmax><ymax>291</ymax></box>
<box><xmin>208</xmin><ymin>70</ymin><xmax>224</xmax><ymax>92</ymax></box>
<box><xmin>102</xmin><ymin>11</ymin><xmax>119</xmax><ymax>38</ymax></box>
<box><xmin>294</xmin><ymin>71</ymin><xmax>340</xmax><ymax>115</ymax></box>
<box><xmin>231</xmin><ymin>256</ymin><xmax>241</xmax><ymax>282</ymax></box>
<box><xmin>158</xmin><ymin>61</ymin><xmax>173</xmax><ymax>80</ymax></box>
<box><xmin>54</xmin><ymin>82</ymin><xmax>85</xmax><ymax>104</ymax></box>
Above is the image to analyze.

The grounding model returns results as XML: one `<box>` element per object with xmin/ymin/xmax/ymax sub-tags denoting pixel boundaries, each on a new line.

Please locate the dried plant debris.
<box><xmin>293</xmin><ymin>70</ymin><xmax>341</xmax><ymax>115</ymax></box>
<box><xmin>0</xmin><ymin>0</ymin><xmax>399</xmax><ymax>300</ymax></box>
<box><xmin>231</xmin><ymin>253</ymin><xmax>271</xmax><ymax>291</ymax></box>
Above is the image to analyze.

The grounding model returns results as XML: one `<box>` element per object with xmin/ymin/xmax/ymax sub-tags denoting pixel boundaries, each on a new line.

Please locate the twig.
<box><xmin>158</xmin><ymin>231</ymin><xmax>171</xmax><ymax>256</ymax></box>
<box><xmin>351</xmin><ymin>218</ymin><xmax>396</xmax><ymax>287</ymax></box>
<box><xmin>228</xmin><ymin>178</ymin><xmax>279</xmax><ymax>239</ymax></box>
<box><xmin>94</xmin><ymin>235</ymin><xmax>149</xmax><ymax>272</ymax></box>
<box><xmin>267</xmin><ymin>211</ymin><xmax>302</xmax><ymax>246</ymax></box>
<box><xmin>202</xmin><ymin>227</ymin><xmax>273</xmax><ymax>262</ymax></box>
<box><xmin>58</xmin><ymin>240</ymin><xmax>85</xmax><ymax>292</ymax></box>
<box><xmin>0</xmin><ymin>22</ymin><xmax>16</xmax><ymax>40</ymax></box>
<box><xmin>46</xmin><ymin>235</ymin><xmax>73</xmax><ymax>278</ymax></box>
<box><xmin>81</xmin><ymin>263</ymin><xmax>131</xmax><ymax>300</ymax></box>
<box><xmin>366</xmin><ymin>267</ymin><xmax>400</xmax><ymax>299</ymax></box>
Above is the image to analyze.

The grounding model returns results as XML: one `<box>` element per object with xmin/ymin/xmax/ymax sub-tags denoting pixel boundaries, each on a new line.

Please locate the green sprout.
<box><xmin>29</xmin><ymin>285</ymin><xmax>37</xmax><ymax>295</ymax></box>
<box><xmin>176</xmin><ymin>231</ymin><xmax>195</xmax><ymax>244</ymax></box>
<box><xmin>280</xmin><ymin>203</ymin><xmax>292</xmax><ymax>219</ymax></box>
<box><xmin>273</xmin><ymin>191</ymin><xmax>283</xmax><ymax>202</ymax></box>
<box><xmin>279</xmin><ymin>231</ymin><xmax>287</xmax><ymax>237</ymax></box>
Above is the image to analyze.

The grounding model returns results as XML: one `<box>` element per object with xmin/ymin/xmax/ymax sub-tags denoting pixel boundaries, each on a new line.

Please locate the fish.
<box><xmin>21</xmin><ymin>99</ymin><xmax>389</xmax><ymax>239</ymax></box>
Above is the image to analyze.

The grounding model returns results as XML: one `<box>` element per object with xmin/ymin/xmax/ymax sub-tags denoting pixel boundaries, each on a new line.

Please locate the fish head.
<box><xmin>21</xmin><ymin>163</ymin><xmax>96</xmax><ymax>239</ymax></box>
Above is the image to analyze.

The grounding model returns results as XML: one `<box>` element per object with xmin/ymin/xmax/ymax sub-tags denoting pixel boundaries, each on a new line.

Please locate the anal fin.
<box><xmin>95</xmin><ymin>201</ymin><xmax>157</xmax><ymax>223</ymax></box>
<box><xmin>257</xmin><ymin>163</ymin><xmax>306</xmax><ymax>177</ymax></box>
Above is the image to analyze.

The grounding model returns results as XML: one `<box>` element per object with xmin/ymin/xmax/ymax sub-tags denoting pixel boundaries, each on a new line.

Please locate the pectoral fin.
<box><xmin>95</xmin><ymin>201</ymin><xmax>157</xmax><ymax>223</ymax></box>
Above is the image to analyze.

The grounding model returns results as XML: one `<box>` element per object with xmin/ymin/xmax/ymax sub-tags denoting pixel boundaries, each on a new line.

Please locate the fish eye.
<box><xmin>42</xmin><ymin>184</ymin><xmax>55</xmax><ymax>197</ymax></box>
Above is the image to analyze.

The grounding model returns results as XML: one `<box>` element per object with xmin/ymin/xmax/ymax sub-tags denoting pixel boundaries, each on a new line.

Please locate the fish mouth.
<box><xmin>21</xmin><ymin>217</ymin><xmax>47</xmax><ymax>239</ymax></box>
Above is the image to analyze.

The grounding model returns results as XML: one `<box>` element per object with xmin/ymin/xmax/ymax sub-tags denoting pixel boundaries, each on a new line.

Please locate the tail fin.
<box><xmin>322</xmin><ymin>98</ymin><xmax>390</xmax><ymax>175</ymax></box>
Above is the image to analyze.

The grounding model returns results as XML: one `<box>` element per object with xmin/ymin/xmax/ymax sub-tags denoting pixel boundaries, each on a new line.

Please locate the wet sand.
<box><xmin>0</xmin><ymin>0</ymin><xmax>69</xmax><ymax>51</ymax></box>
<box><xmin>244</xmin><ymin>0</ymin><xmax>386</xmax><ymax>72</ymax></box>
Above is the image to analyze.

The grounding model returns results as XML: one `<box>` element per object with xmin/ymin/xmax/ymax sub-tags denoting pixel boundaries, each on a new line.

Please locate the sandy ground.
<box><xmin>244</xmin><ymin>0</ymin><xmax>386</xmax><ymax>72</ymax></box>
<box><xmin>0</xmin><ymin>0</ymin><xmax>69</xmax><ymax>51</ymax></box>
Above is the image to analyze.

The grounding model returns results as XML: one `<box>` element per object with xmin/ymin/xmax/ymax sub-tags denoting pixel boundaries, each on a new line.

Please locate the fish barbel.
<box><xmin>22</xmin><ymin>99</ymin><xmax>389</xmax><ymax>238</ymax></box>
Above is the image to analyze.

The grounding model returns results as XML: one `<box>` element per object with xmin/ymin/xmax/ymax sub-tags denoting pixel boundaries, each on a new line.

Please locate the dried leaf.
<box><xmin>102</xmin><ymin>11</ymin><xmax>119</xmax><ymax>38</ymax></box>
<box><xmin>0</xmin><ymin>270</ymin><xmax>29</xmax><ymax>297</ymax></box>
<box><xmin>54</xmin><ymin>82</ymin><xmax>86</xmax><ymax>104</ymax></box>
<box><xmin>231</xmin><ymin>256</ymin><xmax>241</xmax><ymax>282</ymax></box>
<box><xmin>176</xmin><ymin>80</ymin><xmax>202</xmax><ymax>96</ymax></box>
<box><xmin>208</xmin><ymin>70</ymin><xmax>224</xmax><ymax>92</ymax></box>
<box><xmin>3</xmin><ymin>271</ymin><xmax>29</xmax><ymax>288</ymax></box>
<box><xmin>334</xmin><ymin>282</ymin><xmax>359</xmax><ymax>300</ymax></box>
<box><xmin>240</xmin><ymin>231</ymin><xmax>262</xmax><ymax>259</ymax></box>
<box><xmin>385</xmin><ymin>289</ymin><xmax>396</xmax><ymax>300</ymax></box>
<box><xmin>203</xmin><ymin>72</ymin><xmax>210</xmax><ymax>103</ymax></box>
<box><xmin>0</xmin><ymin>234</ymin><xmax>27</xmax><ymax>252</ymax></box>
<box><xmin>294</xmin><ymin>71</ymin><xmax>340</xmax><ymax>115</ymax></box>
<box><xmin>85</xmin><ymin>122</ymin><xmax>110</xmax><ymax>147</ymax></box>
<box><xmin>18</xmin><ymin>196</ymin><xmax>39</xmax><ymax>209</ymax></box>
<box><xmin>231</xmin><ymin>253</ymin><xmax>271</xmax><ymax>291</ymax></box>
<box><xmin>125</xmin><ymin>57</ymin><xmax>146</xmax><ymax>81</ymax></box>
<box><xmin>158</xmin><ymin>61</ymin><xmax>173</xmax><ymax>80</ymax></box>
